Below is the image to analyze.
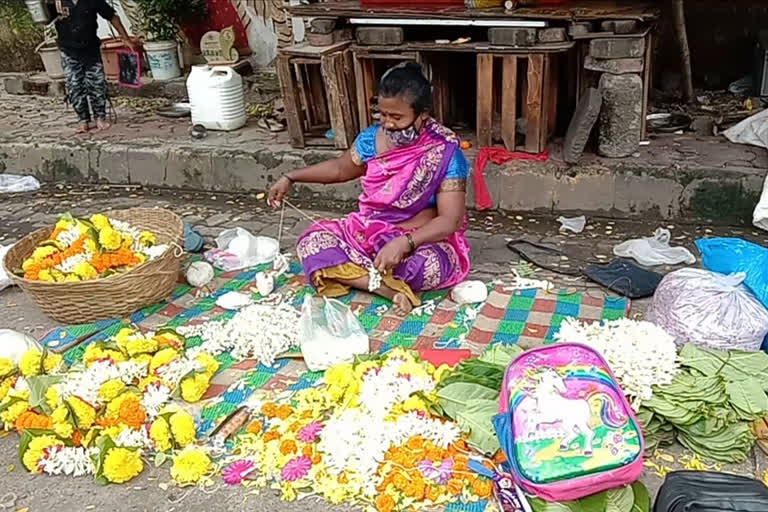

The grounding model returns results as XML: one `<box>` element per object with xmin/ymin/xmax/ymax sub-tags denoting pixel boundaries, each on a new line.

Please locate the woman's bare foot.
<box><xmin>75</xmin><ymin>122</ymin><xmax>89</xmax><ymax>134</ymax></box>
<box><xmin>95</xmin><ymin>119</ymin><xmax>111</xmax><ymax>131</ymax></box>
<box><xmin>392</xmin><ymin>292</ymin><xmax>413</xmax><ymax>316</ymax></box>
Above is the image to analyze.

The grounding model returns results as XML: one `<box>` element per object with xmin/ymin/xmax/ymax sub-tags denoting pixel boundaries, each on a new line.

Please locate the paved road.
<box><xmin>1</xmin><ymin>184</ymin><xmax>766</xmax><ymax>510</ymax></box>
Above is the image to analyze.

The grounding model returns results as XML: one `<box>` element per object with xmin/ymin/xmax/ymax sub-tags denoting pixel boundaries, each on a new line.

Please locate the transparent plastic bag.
<box><xmin>299</xmin><ymin>296</ymin><xmax>369</xmax><ymax>371</ymax></box>
<box><xmin>0</xmin><ymin>174</ymin><xmax>40</xmax><ymax>194</ymax></box>
<box><xmin>204</xmin><ymin>228</ymin><xmax>279</xmax><ymax>271</ymax></box>
<box><xmin>646</xmin><ymin>268</ymin><xmax>768</xmax><ymax>351</ymax></box>
<box><xmin>613</xmin><ymin>228</ymin><xmax>696</xmax><ymax>266</ymax></box>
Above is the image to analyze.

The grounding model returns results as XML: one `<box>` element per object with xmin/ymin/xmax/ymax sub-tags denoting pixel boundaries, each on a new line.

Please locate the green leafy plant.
<box><xmin>133</xmin><ymin>0</ymin><xmax>206</xmax><ymax>41</ymax></box>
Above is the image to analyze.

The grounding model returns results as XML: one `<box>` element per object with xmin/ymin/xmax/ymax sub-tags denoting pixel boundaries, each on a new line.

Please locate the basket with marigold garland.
<box><xmin>2</xmin><ymin>208</ymin><xmax>183</xmax><ymax>322</ymax></box>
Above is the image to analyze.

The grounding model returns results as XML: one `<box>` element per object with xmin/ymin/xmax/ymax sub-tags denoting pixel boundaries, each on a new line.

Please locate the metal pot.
<box><xmin>25</xmin><ymin>0</ymin><xmax>54</xmax><ymax>24</ymax></box>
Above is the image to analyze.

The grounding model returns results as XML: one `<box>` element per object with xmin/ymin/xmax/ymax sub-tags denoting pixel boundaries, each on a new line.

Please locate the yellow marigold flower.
<box><xmin>280</xmin><ymin>482</ymin><xmax>298</xmax><ymax>501</ymax></box>
<box><xmin>99</xmin><ymin>379</ymin><xmax>125</xmax><ymax>402</ymax></box>
<box><xmin>139</xmin><ymin>231</ymin><xmax>156</xmax><ymax>247</ymax></box>
<box><xmin>149</xmin><ymin>417</ymin><xmax>172</xmax><ymax>452</ymax></box>
<box><xmin>101</xmin><ymin>425</ymin><xmax>123</xmax><ymax>439</ymax></box>
<box><xmin>31</xmin><ymin>245</ymin><xmax>58</xmax><ymax>262</ymax></box>
<box><xmin>0</xmin><ymin>377</ymin><xmax>14</xmax><ymax>403</ymax></box>
<box><xmin>433</xmin><ymin>364</ymin><xmax>451</xmax><ymax>384</ymax></box>
<box><xmin>135</xmin><ymin>253</ymin><xmax>147</xmax><ymax>264</ymax></box>
<box><xmin>90</xmin><ymin>214</ymin><xmax>111</xmax><ymax>231</ymax></box>
<box><xmin>132</xmin><ymin>354</ymin><xmax>152</xmax><ymax>368</ymax></box>
<box><xmin>66</xmin><ymin>396</ymin><xmax>95</xmax><ymax>429</ymax></box>
<box><xmin>98</xmin><ymin>227</ymin><xmax>122</xmax><ymax>251</ymax></box>
<box><xmin>402</xmin><ymin>395</ymin><xmax>428</xmax><ymax>413</ymax></box>
<box><xmin>19</xmin><ymin>349</ymin><xmax>43</xmax><ymax>377</ymax></box>
<box><xmin>0</xmin><ymin>358</ymin><xmax>14</xmax><ymax>379</ymax></box>
<box><xmin>0</xmin><ymin>400</ymin><xmax>29</xmax><ymax>428</ymax></box>
<box><xmin>125</xmin><ymin>337</ymin><xmax>158</xmax><ymax>358</ymax></box>
<box><xmin>63</xmin><ymin>274</ymin><xmax>80</xmax><ymax>283</ymax></box>
<box><xmin>73</xmin><ymin>262</ymin><xmax>98</xmax><ymax>280</ymax></box>
<box><xmin>51</xmin><ymin>269</ymin><xmax>66</xmax><ymax>282</ymax></box>
<box><xmin>45</xmin><ymin>386</ymin><xmax>60</xmax><ymax>411</ymax></box>
<box><xmin>103</xmin><ymin>447</ymin><xmax>144</xmax><ymax>483</ymax></box>
<box><xmin>398</xmin><ymin>360</ymin><xmax>429</xmax><ymax>381</ymax></box>
<box><xmin>195</xmin><ymin>353</ymin><xmax>219</xmax><ymax>378</ymax></box>
<box><xmin>114</xmin><ymin>327</ymin><xmax>135</xmax><ymax>346</ymax></box>
<box><xmin>169</xmin><ymin>410</ymin><xmax>196</xmax><ymax>447</ymax></box>
<box><xmin>120</xmin><ymin>234</ymin><xmax>134</xmax><ymax>250</ymax></box>
<box><xmin>51</xmin><ymin>405</ymin><xmax>68</xmax><ymax>424</ymax></box>
<box><xmin>22</xmin><ymin>435</ymin><xmax>64</xmax><ymax>472</ymax></box>
<box><xmin>44</xmin><ymin>353</ymin><xmax>62</xmax><ymax>374</ymax></box>
<box><xmin>150</xmin><ymin>347</ymin><xmax>179</xmax><ymax>372</ymax></box>
<box><xmin>37</xmin><ymin>269</ymin><xmax>55</xmax><ymax>282</ymax></box>
<box><xmin>386</xmin><ymin>347</ymin><xmax>416</xmax><ymax>363</ymax></box>
<box><xmin>138</xmin><ymin>375</ymin><xmax>162</xmax><ymax>390</ymax></box>
<box><xmin>54</xmin><ymin>218</ymin><xmax>74</xmax><ymax>231</ymax></box>
<box><xmin>170</xmin><ymin>447</ymin><xmax>211</xmax><ymax>485</ymax></box>
<box><xmin>83</xmin><ymin>238</ymin><xmax>98</xmax><ymax>254</ymax></box>
<box><xmin>180</xmin><ymin>373</ymin><xmax>210</xmax><ymax>403</ymax></box>
<box><xmin>53</xmin><ymin>420</ymin><xmax>74</xmax><ymax>439</ymax></box>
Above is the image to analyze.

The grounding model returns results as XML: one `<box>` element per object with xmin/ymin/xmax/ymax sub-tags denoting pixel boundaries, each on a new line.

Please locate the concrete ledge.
<box><xmin>0</xmin><ymin>135</ymin><xmax>765</xmax><ymax>222</ymax></box>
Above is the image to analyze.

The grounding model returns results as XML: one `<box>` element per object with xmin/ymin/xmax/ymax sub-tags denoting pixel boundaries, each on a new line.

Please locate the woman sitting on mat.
<box><xmin>268</xmin><ymin>62</ymin><xmax>470</xmax><ymax>315</ymax></box>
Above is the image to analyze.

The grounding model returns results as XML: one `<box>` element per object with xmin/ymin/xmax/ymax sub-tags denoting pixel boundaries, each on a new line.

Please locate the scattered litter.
<box><xmin>216</xmin><ymin>291</ymin><xmax>254</xmax><ymax>310</ymax></box>
<box><xmin>723</xmin><ymin>108</ymin><xmax>768</xmax><ymax>149</ymax></box>
<box><xmin>185</xmin><ymin>261</ymin><xmax>215</xmax><ymax>288</ymax></box>
<box><xmin>613</xmin><ymin>228</ymin><xmax>696</xmax><ymax>266</ymax></box>
<box><xmin>255</xmin><ymin>272</ymin><xmax>275</xmax><ymax>297</ymax></box>
<box><xmin>411</xmin><ymin>299</ymin><xmax>437</xmax><ymax>317</ymax></box>
<box><xmin>728</xmin><ymin>75</ymin><xmax>754</xmax><ymax>96</ymax></box>
<box><xmin>450</xmin><ymin>281</ymin><xmax>488</xmax><ymax>305</ymax></box>
<box><xmin>557</xmin><ymin>215</ymin><xmax>586</xmax><ymax>233</ymax></box>
<box><xmin>504</xmin><ymin>270</ymin><xmax>554</xmax><ymax>292</ymax></box>
<box><xmin>0</xmin><ymin>174</ymin><xmax>40</xmax><ymax>194</ymax></box>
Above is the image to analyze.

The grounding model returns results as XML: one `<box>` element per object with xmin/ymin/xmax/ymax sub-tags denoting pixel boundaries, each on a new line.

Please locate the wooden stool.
<box><xmin>351</xmin><ymin>47</ymin><xmax>419</xmax><ymax>131</ymax></box>
<box><xmin>276</xmin><ymin>42</ymin><xmax>358</xmax><ymax>149</ymax></box>
<box><xmin>476</xmin><ymin>52</ymin><xmax>559</xmax><ymax>154</ymax></box>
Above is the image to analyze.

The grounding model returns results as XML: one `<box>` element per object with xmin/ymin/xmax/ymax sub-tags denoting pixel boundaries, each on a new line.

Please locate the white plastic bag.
<box><xmin>451</xmin><ymin>281</ymin><xmax>488</xmax><ymax>304</ymax></box>
<box><xmin>754</xmin><ymin>173</ymin><xmax>768</xmax><ymax>232</ymax></box>
<box><xmin>646</xmin><ymin>268</ymin><xmax>768</xmax><ymax>351</ymax></box>
<box><xmin>204</xmin><ymin>228</ymin><xmax>279</xmax><ymax>271</ymax></box>
<box><xmin>0</xmin><ymin>329</ymin><xmax>41</xmax><ymax>364</ymax></box>
<box><xmin>0</xmin><ymin>174</ymin><xmax>40</xmax><ymax>194</ymax></box>
<box><xmin>0</xmin><ymin>245</ymin><xmax>11</xmax><ymax>291</ymax></box>
<box><xmin>613</xmin><ymin>228</ymin><xmax>696</xmax><ymax>266</ymax></box>
<box><xmin>299</xmin><ymin>296</ymin><xmax>369</xmax><ymax>371</ymax></box>
<box><xmin>557</xmin><ymin>215</ymin><xmax>586</xmax><ymax>233</ymax></box>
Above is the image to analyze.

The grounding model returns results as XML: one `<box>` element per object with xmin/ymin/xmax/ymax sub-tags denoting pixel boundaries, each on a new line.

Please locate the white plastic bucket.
<box><xmin>36</xmin><ymin>42</ymin><xmax>65</xmax><ymax>79</ymax></box>
<box><xmin>144</xmin><ymin>40</ymin><xmax>181</xmax><ymax>80</ymax></box>
<box><xmin>187</xmin><ymin>65</ymin><xmax>247</xmax><ymax>131</ymax></box>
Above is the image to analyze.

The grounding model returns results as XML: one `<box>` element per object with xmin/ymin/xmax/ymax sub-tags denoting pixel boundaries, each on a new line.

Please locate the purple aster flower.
<box><xmin>297</xmin><ymin>422</ymin><xmax>324</xmax><ymax>443</ymax></box>
<box><xmin>222</xmin><ymin>460</ymin><xmax>255</xmax><ymax>485</ymax></box>
<box><xmin>418</xmin><ymin>458</ymin><xmax>454</xmax><ymax>485</ymax></box>
<box><xmin>281</xmin><ymin>456</ymin><xmax>312</xmax><ymax>481</ymax></box>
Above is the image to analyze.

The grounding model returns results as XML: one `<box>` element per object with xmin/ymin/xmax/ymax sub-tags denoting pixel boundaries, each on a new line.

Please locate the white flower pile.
<box><xmin>56</xmin><ymin>359</ymin><xmax>149</xmax><ymax>406</ymax></box>
<box><xmin>318</xmin><ymin>357</ymin><xmax>458</xmax><ymax>496</ymax></box>
<box><xmin>555</xmin><ymin>317</ymin><xmax>680</xmax><ymax>409</ymax></box>
<box><xmin>178</xmin><ymin>302</ymin><xmax>300</xmax><ymax>367</ymax></box>
<box><xmin>39</xmin><ymin>446</ymin><xmax>97</xmax><ymax>477</ymax></box>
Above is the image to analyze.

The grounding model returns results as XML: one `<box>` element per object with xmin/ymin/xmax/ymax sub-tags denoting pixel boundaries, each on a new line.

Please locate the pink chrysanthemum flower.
<box><xmin>281</xmin><ymin>455</ymin><xmax>312</xmax><ymax>481</ymax></box>
<box><xmin>297</xmin><ymin>422</ymin><xmax>323</xmax><ymax>443</ymax></box>
<box><xmin>222</xmin><ymin>460</ymin><xmax>254</xmax><ymax>485</ymax></box>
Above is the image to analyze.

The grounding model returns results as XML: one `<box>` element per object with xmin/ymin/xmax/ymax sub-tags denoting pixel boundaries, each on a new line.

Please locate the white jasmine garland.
<box><xmin>155</xmin><ymin>357</ymin><xmax>202</xmax><ymax>389</ymax></box>
<box><xmin>113</xmin><ymin>428</ymin><xmax>152</xmax><ymax>449</ymax></box>
<box><xmin>39</xmin><ymin>446</ymin><xmax>96</xmax><ymax>477</ymax></box>
<box><xmin>141</xmin><ymin>382</ymin><xmax>172</xmax><ymax>419</ymax></box>
<box><xmin>555</xmin><ymin>317</ymin><xmax>680</xmax><ymax>409</ymax></box>
<box><xmin>55</xmin><ymin>251</ymin><xmax>92</xmax><ymax>274</ymax></box>
<box><xmin>178</xmin><ymin>302</ymin><xmax>300</xmax><ymax>367</ymax></box>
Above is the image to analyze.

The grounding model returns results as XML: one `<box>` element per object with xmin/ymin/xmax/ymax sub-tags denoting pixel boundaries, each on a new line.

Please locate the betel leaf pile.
<box><xmin>638</xmin><ymin>344</ymin><xmax>768</xmax><ymax>462</ymax></box>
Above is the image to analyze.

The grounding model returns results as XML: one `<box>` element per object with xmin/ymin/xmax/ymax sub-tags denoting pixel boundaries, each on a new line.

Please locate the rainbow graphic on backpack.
<box><xmin>493</xmin><ymin>343</ymin><xmax>644</xmax><ymax>502</ymax></box>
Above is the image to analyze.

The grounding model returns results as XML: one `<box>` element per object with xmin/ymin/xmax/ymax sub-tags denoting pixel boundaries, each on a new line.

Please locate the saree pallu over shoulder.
<box><xmin>297</xmin><ymin>120</ymin><xmax>471</xmax><ymax>303</ymax></box>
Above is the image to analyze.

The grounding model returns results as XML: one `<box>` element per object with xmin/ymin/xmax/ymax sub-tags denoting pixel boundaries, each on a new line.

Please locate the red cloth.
<box><xmin>418</xmin><ymin>349</ymin><xmax>472</xmax><ymax>368</ymax></box>
<box><xmin>472</xmin><ymin>147</ymin><xmax>549</xmax><ymax>211</ymax></box>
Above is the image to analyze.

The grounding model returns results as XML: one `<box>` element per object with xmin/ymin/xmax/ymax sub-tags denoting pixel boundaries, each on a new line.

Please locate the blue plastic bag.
<box><xmin>696</xmin><ymin>238</ymin><xmax>768</xmax><ymax>309</ymax></box>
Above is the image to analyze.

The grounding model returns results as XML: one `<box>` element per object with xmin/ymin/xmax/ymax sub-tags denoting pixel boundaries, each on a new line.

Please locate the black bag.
<box><xmin>654</xmin><ymin>471</ymin><xmax>768</xmax><ymax>512</ymax></box>
<box><xmin>506</xmin><ymin>239</ymin><xmax>663</xmax><ymax>299</ymax></box>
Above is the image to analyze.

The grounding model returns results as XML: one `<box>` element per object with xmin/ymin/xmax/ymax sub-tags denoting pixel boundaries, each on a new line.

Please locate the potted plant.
<box><xmin>133</xmin><ymin>0</ymin><xmax>206</xmax><ymax>80</ymax></box>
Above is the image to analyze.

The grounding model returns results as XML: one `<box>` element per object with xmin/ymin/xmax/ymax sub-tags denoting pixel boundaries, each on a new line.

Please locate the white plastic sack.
<box><xmin>613</xmin><ymin>228</ymin><xmax>696</xmax><ymax>266</ymax></box>
<box><xmin>557</xmin><ymin>215</ymin><xmax>586</xmax><ymax>233</ymax></box>
<box><xmin>0</xmin><ymin>245</ymin><xmax>11</xmax><ymax>291</ymax></box>
<box><xmin>0</xmin><ymin>329</ymin><xmax>41</xmax><ymax>364</ymax></box>
<box><xmin>724</xmin><ymin>108</ymin><xmax>768</xmax><ymax>150</ymax></box>
<box><xmin>754</xmin><ymin>173</ymin><xmax>768</xmax><ymax>232</ymax></box>
<box><xmin>0</xmin><ymin>174</ymin><xmax>40</xmax><ymax>194</ymax></box>
<box><xmin>451</xmin><ymin>281</ymin><xmax>488</xmax><ymax>305</ymax></box>
<box><xmin>299</xmin><ymin>296</ymin><xmax>369</xmax><ymax>371</ymax></box>
<box><xmin>204</xmin><ymin>228</ymin><xmax>279</xmax><ymax>271</ymax></box>
<box><xmin>646</xmin><ymin>268</ymin><xmax>768</xmax><ymax>351</ymax></box>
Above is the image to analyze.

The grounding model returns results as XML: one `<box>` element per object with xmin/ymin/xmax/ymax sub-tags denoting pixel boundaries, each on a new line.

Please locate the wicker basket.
<box><xmin>2</xmin><ymin>208</ymin><xmax>184</xmax><ymax>323</ymax></box>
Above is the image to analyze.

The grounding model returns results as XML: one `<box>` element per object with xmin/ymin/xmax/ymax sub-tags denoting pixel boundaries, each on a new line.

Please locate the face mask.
<box><xmin>385</xmin><ymin>120</ymin><xmax>421</xmax><ymax>147</ymax></box>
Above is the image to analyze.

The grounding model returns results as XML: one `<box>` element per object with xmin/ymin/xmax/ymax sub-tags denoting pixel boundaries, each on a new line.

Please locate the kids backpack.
<box><xmin>492</xmin><ymin>343</ymin><xmax>644</xmax><ymax>502</ymax></box>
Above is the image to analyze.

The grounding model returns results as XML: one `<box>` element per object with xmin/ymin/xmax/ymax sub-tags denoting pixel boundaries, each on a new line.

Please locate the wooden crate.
<box><xmin>276</xmin><ymin>42</ymin><xmax>358</xmax><ymax>149</ymax></box>
<box><xmin>476</xmin><ymin>52</ymin><xmax>559</xmax><ymax>153</ymax></box>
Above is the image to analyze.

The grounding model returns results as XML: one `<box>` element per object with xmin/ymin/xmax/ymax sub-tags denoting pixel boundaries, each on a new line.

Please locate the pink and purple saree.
<box><xmin>296</xmin><ymin>120</ymin><xmax>471</xmax><ymax>305</ymax></box>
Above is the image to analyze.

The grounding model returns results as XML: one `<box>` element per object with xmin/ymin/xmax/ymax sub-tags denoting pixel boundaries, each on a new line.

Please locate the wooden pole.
<box><xmin>672</xmin><ymin>0</ymin><xmax>694</xmax><ymax>103</ymax></box>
